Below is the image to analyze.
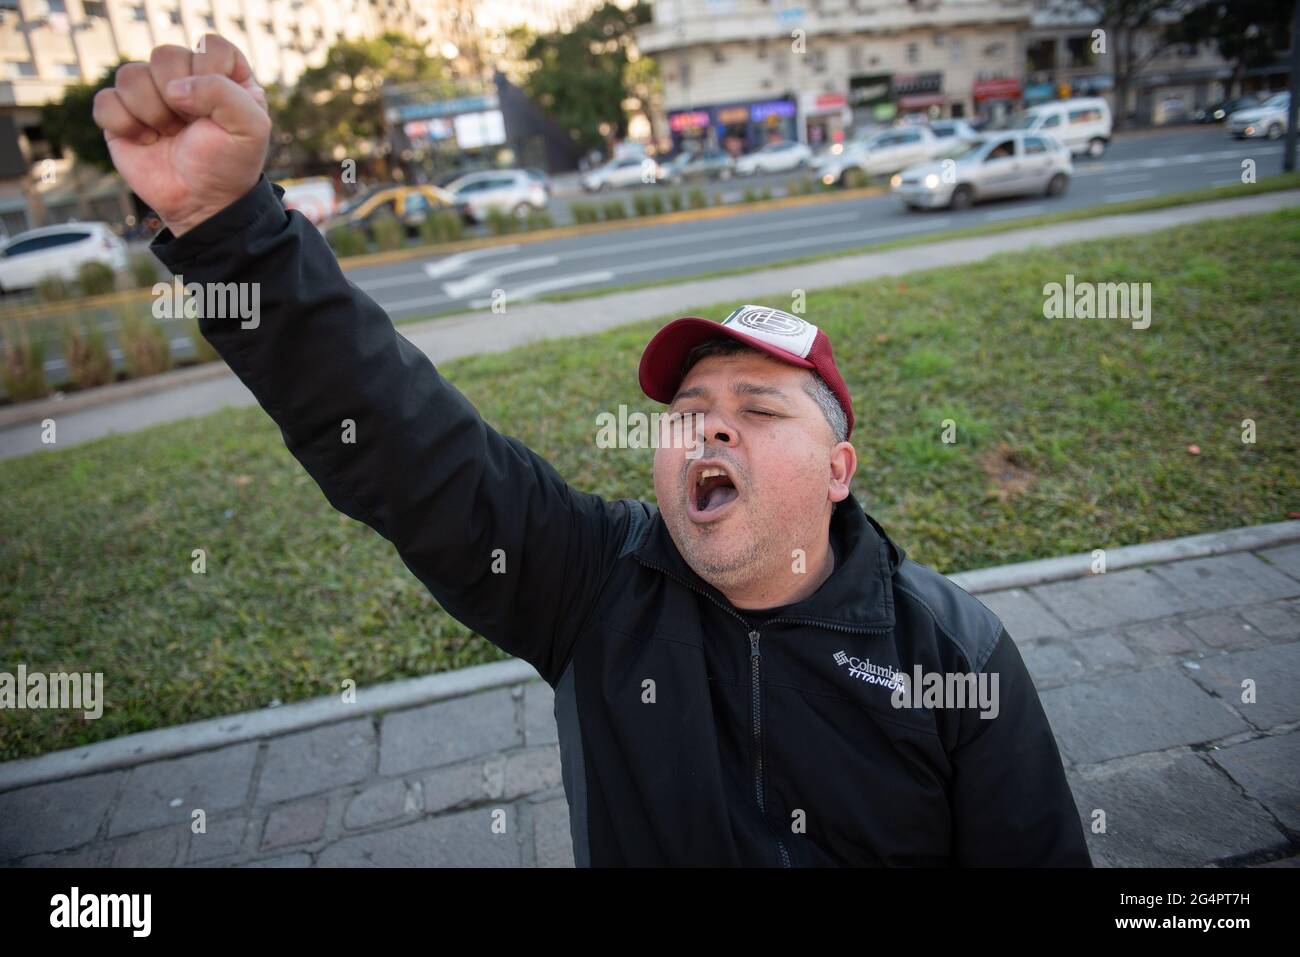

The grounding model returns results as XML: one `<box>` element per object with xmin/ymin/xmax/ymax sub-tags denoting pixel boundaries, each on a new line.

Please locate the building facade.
<box><xmin>637</xmin><ymin>0</ymin><xmax>1030</xmax><ymax>153</ymax></box>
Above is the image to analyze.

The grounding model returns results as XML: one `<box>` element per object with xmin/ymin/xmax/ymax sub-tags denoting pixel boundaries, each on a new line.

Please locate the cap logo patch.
<box><xmin>723</xmin><ymin>304</ymin><xmax>817</xmax><ymax>358</ymax></box>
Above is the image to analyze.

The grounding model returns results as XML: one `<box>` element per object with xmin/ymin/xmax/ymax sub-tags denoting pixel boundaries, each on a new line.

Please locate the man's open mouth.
<box><xmin>687</xmin><ymin>460</ymin><xmax>740</xmax><ymax>523</ymax></box>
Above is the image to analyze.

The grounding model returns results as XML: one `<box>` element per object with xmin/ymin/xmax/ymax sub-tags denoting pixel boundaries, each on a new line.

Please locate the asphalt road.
<box><xmin>9</xmin><ymin>126</ymin><xmax>1290</xmax><ymax>387</ymax></box>
<box><xmin>350</xmin><ymin>126</ymin><xmax>1288</xmax><ymax>321</ymax></box>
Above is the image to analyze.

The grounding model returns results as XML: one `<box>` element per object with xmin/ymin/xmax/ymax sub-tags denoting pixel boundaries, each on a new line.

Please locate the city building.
<box><xmin>636</xmin><ymin>0</ymin><xmax>1030</xmax><ymax>154</ymax></box>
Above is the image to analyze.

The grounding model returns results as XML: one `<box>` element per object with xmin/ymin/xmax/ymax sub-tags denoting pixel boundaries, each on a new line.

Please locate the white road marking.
<box><xmin>467</xmin><ymin>270</ymin><xmax>616</xmax><ymax>308</ymax></box>
<box><xmin>422</xmin><ymin>244</ymin><xmax>521</xmax><ymax>279</ymax></box>
<box><xmin>441</xmin><ymin>255</ymin><xmax>561</xmax><ymax>299</ymax></box>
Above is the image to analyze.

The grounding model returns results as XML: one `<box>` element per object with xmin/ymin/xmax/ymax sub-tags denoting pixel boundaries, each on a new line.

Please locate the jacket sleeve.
<box><xmin>150</xmin><ymin>174</ymin><xmax>630</xmax><ymax>687</ymax></box>
<box><xmin>948</xmin><ymin>628</ymin><xmax>1094</xmax><ymax>866</ymax></box>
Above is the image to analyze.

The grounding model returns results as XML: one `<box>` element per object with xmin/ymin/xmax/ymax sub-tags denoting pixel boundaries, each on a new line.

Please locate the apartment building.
<box><xmin>637</xmin><ymin>0</ymin><xmax>1031</xmax><ymax>153</ymax></box>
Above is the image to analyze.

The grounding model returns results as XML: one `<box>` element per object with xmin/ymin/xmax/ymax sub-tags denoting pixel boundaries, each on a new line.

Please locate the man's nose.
<box><xmin>700</xmin><ymin>407</ymin><xmax>739</xmax><ymax>447</ymax></box>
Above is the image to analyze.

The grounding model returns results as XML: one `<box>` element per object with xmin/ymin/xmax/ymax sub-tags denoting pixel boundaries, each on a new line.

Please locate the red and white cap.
<box><xmin>638</xmin><ymin>304</ymin><xmax>855</xmax><ymax>436</ymax></box>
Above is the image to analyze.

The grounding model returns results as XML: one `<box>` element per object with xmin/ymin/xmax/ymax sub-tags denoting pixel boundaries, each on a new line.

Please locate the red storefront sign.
<box><xmin>973</xmin><ymin>77</ymin><xmax>1023</xmax><ymax>102</ymax></box>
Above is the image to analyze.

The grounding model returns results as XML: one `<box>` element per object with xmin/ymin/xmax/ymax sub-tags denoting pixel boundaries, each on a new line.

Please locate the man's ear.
<box><xmin>828</xmin><ymin>440</ymin><xmax>857</xmax><ymax>504</ymax></box>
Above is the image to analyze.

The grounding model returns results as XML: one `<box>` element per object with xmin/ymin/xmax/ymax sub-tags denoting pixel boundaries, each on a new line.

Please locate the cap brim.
<box><xmin>638</xmin><ymin>316</ymin><xmax>816</xmax><ymax>405</ymax></box>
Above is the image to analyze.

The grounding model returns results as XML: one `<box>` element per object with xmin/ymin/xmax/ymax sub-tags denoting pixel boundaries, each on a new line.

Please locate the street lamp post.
<box><xmin>1286</xmin><ymin>0</ymin><xmax>1299</xmax><ymax>172</ymax></box>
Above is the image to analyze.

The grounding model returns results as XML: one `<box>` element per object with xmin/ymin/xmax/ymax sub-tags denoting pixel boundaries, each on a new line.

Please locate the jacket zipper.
<box><xmin>638</xmin><ymin>557</ymin><xmax>891</xmax><ymax>868</ymax></box>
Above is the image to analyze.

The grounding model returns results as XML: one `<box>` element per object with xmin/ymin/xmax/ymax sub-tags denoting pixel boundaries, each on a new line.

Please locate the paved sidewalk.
<box><xmin>1</xmin><ymin>524</ymin><xmax>1298</xmax><ymax>868</ymax></box>
<box><xmin>1</xmin><ymin>189</ymin><xmax>1296</xmax><ymax>460</ymax></box>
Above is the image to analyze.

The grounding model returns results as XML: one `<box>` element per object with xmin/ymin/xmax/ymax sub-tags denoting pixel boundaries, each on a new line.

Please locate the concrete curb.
<box><xmin>0</xmin><ymin>658</ymin><xmax>540</xmax><ymax>794</ymax></box>
<box><xmin>948</xmin><ymin>519</ymin><xmax>1300</xmax><ymax>592</ymax></box>
<box><xmin>4</xmin><ymin>519</ymin><xmax>1298</xmax><ymax>794</ymax></box>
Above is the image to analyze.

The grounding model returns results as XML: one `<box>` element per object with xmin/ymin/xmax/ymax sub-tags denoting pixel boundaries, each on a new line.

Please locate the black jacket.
<box><xmin>152</xmin><ymin>175</ymin><xmax>1093</xmax><ymax>867</ymax></box>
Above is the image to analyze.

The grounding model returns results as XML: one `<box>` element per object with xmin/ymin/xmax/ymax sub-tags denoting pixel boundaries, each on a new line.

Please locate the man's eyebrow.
<box><xmin>670</xmin><ymin>381</ymin><xmax>794</xmax><ymax>404</ymax></box>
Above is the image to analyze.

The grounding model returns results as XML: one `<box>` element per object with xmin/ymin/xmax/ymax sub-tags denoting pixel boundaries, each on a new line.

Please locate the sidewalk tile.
<box><xmin>1041</xmin><ymin>666</ymin><xmax>1248</xmax><ymax>765</ymax></box>
<box><xmin>256</xmin><ymin>718</ymin><xmax>375</xmax><ymax>805</ymax></box>
<box><xmin>379</xmin><ymin>688</ymin><xmax>519</xmax><ymax>776</ymax></box>
<box><xmin>0</xmin><ymin>770</ymin><xmax>123</xmax><ymax>859</ymax></box>
<box><xmin>343</xmin><ymin>779</ymin><xmax>417</xmax><ymax>830</ymax></box>
<box><xmin>110</xmin><ymin>742</ymin><xmax>257</xmax><ymax>837</ymax></box>
<box><xmin>422</xmin><ymin>760</ymin><xmax>496</xmax><ymax>813</ymax></box>
<box><xmin>1182</xmin><ymin>612</ymin><xmax>1271</xmax><ymax>650</ymax></box>
<box><xmin>1182</xmin><ymin>642</ymin><xmax>1300</xmax><ymax>730</ymax></box>
<box><xmin>1030</xmin><ymin>569</ymin><xmax>1194</xmax><ymax>631</ymax></box>
<box><xmin>1210</xmin><ymin>731</ymin><xmax>1300</xmax><ymax>832</ymax></box>
<box><xmin>533</xmin><ymin>796</ymin><xmax>575</xmax><ymax>868</ymax></box>
<box><xmin>1150</xmin><ymin>552</ymin><xmax>1300</xmax><ymax>609</ymax></box>
<box><xmin>261</xmin><ymin>797</ymin><xmax>329</xmax><ymax>850</ymax></box>
<box><xmin>187</xmin><ymin>815</ymin><xmax>249</xmax><ymax>863</ymax></box>
<box><xmin>524</xmin><ymin>681</ymin><xmax>558</xmax><ymax>746</ymax></box>
<box><xmin>1257</xmin><ymin>543</ymin><xmax>1300</xmax><ymax>581</ymax></box>
<box><xmin>1069</xmin><ymin>753</ymin><xmax>1287</xmax><ymax>867</ymax></box>
<box><xmin>1238</xmin><ymin>601</ymin><xmax>1300</xmax><ymax>641</ymax></box>
<box><xmin>317</xmin><ymin>807</ymin><xmax>521</xmax><ymax>867</ymax></box>
<box><xmin>976</xmin><ymin>588</ymin><xmax>1069</xmax><ymax>640</ymax></box>
<box><xmin>503</xmin><ymin>745</ymin><xmax>562</xmax><ymax>800</ymax></box>
<box><xmin>110</xmin><ymin>826</ymin><xmax>183</xmax><ymax>867</ymax></box>
<box><xmin>1123</xmin><ymin>620</ymin><xmax>1198</xmax><ymax>657</ymax></box>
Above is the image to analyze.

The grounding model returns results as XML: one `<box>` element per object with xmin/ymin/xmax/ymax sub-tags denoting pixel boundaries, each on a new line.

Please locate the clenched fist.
<box><xmin>93</xmin><ymin>34</ymin><xmax>271</xmax><ymax>237</ymax></box>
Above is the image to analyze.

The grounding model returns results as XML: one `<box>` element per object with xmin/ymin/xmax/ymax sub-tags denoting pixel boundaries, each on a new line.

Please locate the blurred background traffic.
<box><xmin>0</xmin><ymin>0</ymin><xmax>1294</xmax><ymax>401</ymax></box>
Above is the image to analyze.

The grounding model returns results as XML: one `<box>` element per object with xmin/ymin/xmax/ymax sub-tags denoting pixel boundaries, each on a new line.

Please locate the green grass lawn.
<box><xmin>2</xmin><ymin>208</ymin><xmax>1297</xmax><ymax>760</ymax></box>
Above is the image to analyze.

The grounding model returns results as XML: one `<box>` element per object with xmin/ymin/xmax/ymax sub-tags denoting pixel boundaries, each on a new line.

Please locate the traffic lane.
<box><xmin>347</xmin><ymin>139</ymin><xmax>1284</xmax><ymax>318</ymax></box>
<box><xmin>17</xmin><ymin>129</ymin><xmax>1280</xmax><ymax>387</ymax></box>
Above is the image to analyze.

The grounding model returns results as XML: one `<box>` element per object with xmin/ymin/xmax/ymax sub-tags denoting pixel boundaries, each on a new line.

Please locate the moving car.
<box><xmin>446</xmin><ymin>169</ymin><xmax>550</xmax><ymax>222</ymax></box>
<box><xmin>814</xmin><ymin>126</ymin><xmax>943</xmax><ymax>185</ymax></box>
<box><xmin>322</xmin><ymin>184</ymin><xmax>462</xmax><ymax>238</ymax></box>
<box><xmin>581</xmin><ymin>156</ymin><xmax>657</xmax><ymax>191</ymax></box>
<box><xmin>1194</xmin><ymin>94</ymin><xmax>1261</xmax><ymax>124</ymax></box>
<box><xmin>1227</xmin><ymin>91</ymin><xmax>1290</xmax><ymax>140</ymax></box>
<box><xmin>0</xmin><ymin>222</ymin><xmax>127</xmax><ymax>293</ymax></box>
<box><xmin>891</xmin><ymin>132</ymin><xmax>1073</xmax><ymax>211</ymax></box>
<box><xmin>734</xmin><ymin>140</ymin><xmax>814</xmax><ymax>176</ymax></box>
<box><xmin>1012</xmin><ymin>97</ymin><xmax>1112</xmax><ymax>158</ymax></box>
<box><xmin>928</xmin><ymin>119</ymin><xmax>981</xmax><ymax>144</ymax></box>
<box><xmin>660</xmin><ymin>149</ymin><xmax>735</xmax><ymax>183</ymax></box>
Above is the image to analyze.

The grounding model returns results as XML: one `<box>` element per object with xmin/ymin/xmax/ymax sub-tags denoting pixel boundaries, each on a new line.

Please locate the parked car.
<box><xmin>1227</xmin><ymin>91</ymin><xmax>1290</xmax><ymax>140</ymax></box>
<box><xmin>321</xmin><ymin>184</ymin><xmax>462</xmax><ymax>238</ymax></box>
<box><xmin>891</xmin><ymin>132</ymin><xmax>1073</xmax><ymax>211</ymax></box>
<box><xmin>815</xmin><ymin>126</ymin><xmax>943</xmax><ymax>185</ymax></box>
<box><xmin>1012</xmin><ymin>97</ymin><xmax>1113</xmax><ymax>158</ymax></box>
<box><xmin>734</xmin><ymin>140</ymin><xmax>814</xmax><ymax>176</ymax></box>
<box><xmin>928</xmin><ymin>119</ymin><xmax>981</xmax><ymax>144</ymax></box>
<box><xmin>581</xmin><ymin>156</ymin><xmax>658</xmax><ymax>191</ymax></box>
<box><xmin>447</xmin><ymin>169</ymin><xmax>550</xmax><ymax>222</ymax></box>
<box><xmin>660</xmin><ymin>149</ymin><xmax>735</xmax><ymax>183</ymax></box>
<box><xmin>1194</xmin><ymin>94</ymin><xmax>1261</xmax><ymax>124</ymax></box>
<box><xmin>0</xmin><ymin>222</ymin><xmax>127</xmax><ymax>293</ymax></box>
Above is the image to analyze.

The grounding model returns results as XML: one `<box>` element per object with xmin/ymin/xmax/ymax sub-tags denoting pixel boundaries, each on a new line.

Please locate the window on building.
<box><xmin>47</xmin><ymin>0</ymin><xmax>67</xmax><ymax>12</ymax></box>
<box><xmin>82</xmin><ymin>1</ymin><xmax>107</xmax><ymax>16</ymax></box>
<box><xmin>130</xmin><ymin>5</ymin><xmax>146</xmax><ymax>21</ymax></box>
<box><xmin>950</xmin><ymin>36</ymin><xmax>963</xmax><ymax>64</ymax></box>
<box><xmin>757</xmin><ymin>38</ymin><xmax>767</xmax><ymax>60</ymax></box>
<box><xmin>7</xmin><ymin>61</ymin><xmax>37</xmax><ymax>79</ymax></box>
<box><xmin>203</xmin><ymin>14</ymin><xmax>215</xmax><ymax>28</ymax></box>
<box><xmin>906</xmin><ymin>42</ymin><xmax>918</xmax><ymax>65</ymax></box>
<box><xmin>60</xmin><ymin>63</ymin><xmax>80</xmax><ymax>77</ymax></box>
<box><xmin>712</xmin><ymin>46</ymin><xmax>725</xmax><ymax>64</ymax></box>
<box><xmin>1026</xmin><ymin>38</ymin><xmax>1055</xmax><ymax>72</ymax></box>
<box><xmin>1066</xmin><ymin>35</ymin><xmax>1096</xmax><ymax>68</ymax></box>
<box><xmin>984</xmin><ymin>41</ymin><xmax>1006</xmax><ymax>59</ymax></box>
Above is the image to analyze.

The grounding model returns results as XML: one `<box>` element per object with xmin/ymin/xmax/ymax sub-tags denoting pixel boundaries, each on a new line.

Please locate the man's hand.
<box><xmin>93</xmin><ymin>34</ymin><xmax>271</xmax><ymax>237</ymax></box>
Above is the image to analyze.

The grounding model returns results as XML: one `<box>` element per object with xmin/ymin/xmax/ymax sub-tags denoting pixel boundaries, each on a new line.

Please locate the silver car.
<box><xmin>891</xmin><ymin>132</ymin><xmax>1072</xmax><ymax>211</ymax></box>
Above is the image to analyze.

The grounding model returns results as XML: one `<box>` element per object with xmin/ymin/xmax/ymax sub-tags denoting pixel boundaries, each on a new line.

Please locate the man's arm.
<box><xmin>149</xmin><ymin>175</ymin><xmax>628</xmax><ymax>686</ymax></box>
<box><xmin>948</xmin><ymin>630</ymin><xmax>1094</xmax><ymax>866</ymax></box>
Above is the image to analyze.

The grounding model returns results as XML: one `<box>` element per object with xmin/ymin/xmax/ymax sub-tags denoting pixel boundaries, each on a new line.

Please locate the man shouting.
<box><xmin>95</xmin><ymin>35</ymin><xmax>1092</xmax><ymax>867</ymax></box>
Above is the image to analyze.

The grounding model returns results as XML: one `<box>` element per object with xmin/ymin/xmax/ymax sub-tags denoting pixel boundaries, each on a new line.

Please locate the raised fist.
<box><xmin>93</xmin><ymin>34</ymin><xmax>271</xmax><ymax>237</ymax></box>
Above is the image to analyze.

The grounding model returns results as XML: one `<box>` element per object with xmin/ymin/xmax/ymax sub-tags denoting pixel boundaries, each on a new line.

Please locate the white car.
<box><xmin>581</xmin><ymin>156</ymin><xmax>659</xmax><ymax>191</ymax></box>
<box><xmin>928</xmin><ymin>119</ymin><xmax>981</xmax><ymax>144</ymax></box>
<box><xmin>0</xmin><ymin>222</ymin><xmax>127</xmax><ymax>293</ymax></box>
<box><xmin>447</xmin><ymin>169</ymin><xmax>549</xmax><ymax>223</ymax></box>
<box><xmin>1228</xmin><ymin>91</ymin><xmax>1290</xmax><ymax>140</ymax></box>
<box><xmin>1012</xmin><ymin>97</ymin><xmax>1113</xmax><ymax>158</ymax></box>
<box><xmin>734</xmin><ymin>141</ymin><xmax>814</xmax><ymax>176</ymax></box>
<box><xmin>891</xmin><ymin>132</ymin><xmax>1073</xmax><ymax>210</ymax></box>
<box><xmin>815</xmin><ymin>126</ymin><xmax>944</xmax><ymax>185</ymax></box>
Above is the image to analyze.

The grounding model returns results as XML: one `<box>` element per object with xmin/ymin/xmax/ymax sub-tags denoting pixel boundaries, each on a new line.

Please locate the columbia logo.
<box><xmin>833</xmin><ymin>651</ymin><xmax>905</xmax><ymax>691</ymax></box>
